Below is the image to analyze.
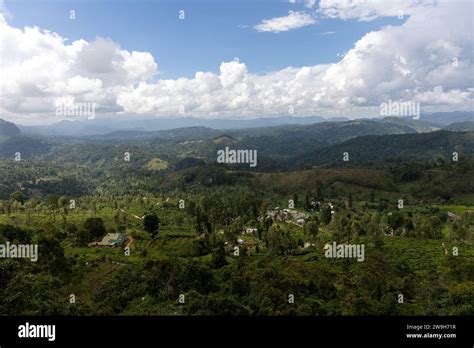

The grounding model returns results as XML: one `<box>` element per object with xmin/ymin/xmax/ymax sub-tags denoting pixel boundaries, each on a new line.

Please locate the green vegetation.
<box><xmin>0</xmin><ymin>118</ymin><xmax>472</xmax><ymax>315</ymax></box>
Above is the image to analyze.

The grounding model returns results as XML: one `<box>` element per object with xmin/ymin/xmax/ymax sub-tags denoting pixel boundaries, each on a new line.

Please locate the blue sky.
<box><xmin>5</xmin><ymin>0</ymin><xmax>403</xmax><ymax>78</ymax></box>
<box><xmin>1</xmin><ymin>0</ymin><xmax>472</xmax><ymax>123</ymax></box>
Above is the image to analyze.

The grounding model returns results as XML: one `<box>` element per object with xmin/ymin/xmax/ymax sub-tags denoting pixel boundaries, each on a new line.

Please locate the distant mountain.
<box><xmin>443</xmin><ymin>121</ymin><xmax>474</xmax><ymax>131</ymax></box>
<box><xmin>292</xmin><ymin>130</ymin><xmax>474</xmax><ymax>168</ymax></box>
<box><xmin>93</xmin><ymin>126</ymin><xmax>222</xmax><ymax>143</ymax></box>
<box><xmin>18</xmin><ymin>112</ymin><xmax>471</xmax><ymax>137</ymax></box>
<box><xmin>0</xmin><ymin>119</ymin><xmax>51</xmax><ymax>159</ymax></box>
<box><xmin>212</xmin><ymin>134</ymin><xmax>237</xmax><ymax>145</ymax></box>
<box><xmin>125</xmin><ymin>118</ymin><xmax>433</xmax><ymax>171</ymax></box>
<box><xmin>8</xmin><ymin>112</ymin><xmax>474</xmax><ymax>164</ymax></box>
<box><xmin>226</xmin><ymin>119</ymin><xmax>423</xmax><ymax>160</ymax></box>
<box><xmin>0</xmin><ymin>135</ymin><xmax>51</xmax><ymax>159</ymax></box>
<box><xmin>380</xmin><ymin>117</ymin><xmax>440</xmax><ymax>132</ymax></box>
<box><xmin>0</xmin><ymin>119</ymin><xmax>22</xmax><ymax>137</ymax></box>
<box><xmin>19</xmin><ymin>120</ymin><xmax>118</xmax><ymax>137</ymax></box>
<box><xmin>18</xmin><ymin>116</ymin><xmax>349</xmax><ymax>136</ymax></box>
<box><xmin>421</xmin><ymin>111</ymin><xmax>474</xmax><ymax>126</ymax></box>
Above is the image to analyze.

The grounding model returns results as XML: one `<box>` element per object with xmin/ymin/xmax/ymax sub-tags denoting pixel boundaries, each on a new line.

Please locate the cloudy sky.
<box><xmin>0</xmin><ymin>0</ymin><xmax>472</xmax><ymax>125</ymax></box>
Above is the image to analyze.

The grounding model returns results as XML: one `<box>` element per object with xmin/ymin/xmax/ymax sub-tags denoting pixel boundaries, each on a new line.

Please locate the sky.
<box><xmin>0</xmin><ymin>0</ymin><xmax>473</xmax><ymax>124</ymax></box>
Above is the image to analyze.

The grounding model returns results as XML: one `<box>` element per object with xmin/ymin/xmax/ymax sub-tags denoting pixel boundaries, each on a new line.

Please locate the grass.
<box><xmin>146</xmin><ymin>157</ymin><xmax>169</xmax><ymax>171</ymax></box>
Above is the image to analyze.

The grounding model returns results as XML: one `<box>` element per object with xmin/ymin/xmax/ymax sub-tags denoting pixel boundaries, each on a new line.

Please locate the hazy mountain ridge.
<box><xmin>0</xmin><ymin>118</ymin><xmax>22</xmax><ymax>137</ymax></box>
<box><xmin>443</xmin><ymin>121</ymin><xmax>474</xmax><ymax>131</ymax></box>
<box><xmin>18</xmin><ymin>115</ymin><xmax>345</xmax><ymax>136</ymax></box>
<box><xmin>15</xmin><ymin>111</ymin><xmax>473</xmax><ymax>137</ymax></box>
<box><xmin>2</xmin><ymin>114</ymin><xmax>474</xmax><ymax>167</ymax></box>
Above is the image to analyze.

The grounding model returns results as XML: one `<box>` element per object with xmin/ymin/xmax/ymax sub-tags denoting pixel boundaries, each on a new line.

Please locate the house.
<box><xmin>243</xmin><ymin>227</ymin><xmax>258</xmax><ymax>234</ymax></box>
<box><xmin>447</xmin><ymin>212</ymin><xmax>457</xmax><ymax>220</ymax></box>
<box><xmin>263</xmin><ymin>208</ymin><xmax>309</xmax><ymax>224</ymax></box>
<box><xmin>296</xmin><ymin>218</ymin><xmax>305</xmax><ymax>226</ymax></box>
<box><xmin>89</xmin><ymin>233</ymin><xmax>127</xmax><ymax>247</ymax></box>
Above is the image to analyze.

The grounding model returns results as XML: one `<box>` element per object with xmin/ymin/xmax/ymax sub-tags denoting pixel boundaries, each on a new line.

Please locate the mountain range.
<box><xmin>15</xmin><ymin>111</ymin><xmax>473</xmax><ymax>137</ymax></box>
<box><xmin>1</xmin><ymin>112</ymin><xmax>473</xmax><ymax>167</ymax></box>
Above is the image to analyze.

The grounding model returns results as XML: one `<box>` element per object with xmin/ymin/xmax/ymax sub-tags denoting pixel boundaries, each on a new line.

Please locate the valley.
<box><xmin>0</xmin><ymin>114</ymin><xmax>472</xmax><ymax>315</ymax></box>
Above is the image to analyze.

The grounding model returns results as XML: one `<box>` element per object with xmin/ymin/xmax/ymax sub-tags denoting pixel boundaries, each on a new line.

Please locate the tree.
<box><xmin>321</xmin><ymin>205</ymin><xmax>332</xmax><ymax>225</ymax></box>
<box><xmin>83</xmin><ymin>217</ymin><xmax>106</xmax><ymax>241</ymax></box>
<box><xmin>65</xmin><ymin>223</ymin><xmax>78</xmax><ymax>236</ymax></box>
<box><xmin>387</xmin><ymin>211</ymin><xmax>405</xmax><ymax>232</ymax></box>
<box><xmin>46</xmin><ymin>195</ymin><xmax>59</xmax><ymax>209</ymax></box>
<box><xmin>58</xmin><ymin>196</ymin><xmax>68</xmax><ymax>208</ymax></box>
<box><xmin>266</xmin><ymin>224</ymin><xmax>295</xmax><ymax>256</ymax></box>
<box><xmin>195</xmin><ymin>207</ymin><xmax>204</xmax><ymax>235</ymax></box>
<box><xmin>211</xmin><ymin>242</ymin><xmax>228</xmax><ymax>269</ymax></box>
<box><xmin>293</xmin><ymin>193</ymin><xmax>299</xmax><ymax>207</ymax></box>
<box><xmin>10</xmin><ymin>191</ymin><xmax>26</xmax><ymax>204</ymax></box>
<box><xmin>305</xmin><ymin>192</ymin><xmax>311</xmax><ymax>210</ymax></box>
<box><xmin>304</xmin><ymin>219</ymin><xmax>319</xmax><ymax>238</ymax></box>
<box><xmin>452</xmin><ymin>216</ymin><xmax>469</xmax><ymax>241</ymax></box>
<box><xmin>144</xmin><ymin>213</ymin><xmax>160</xmax><ymax>239</ymax></box>
<box><xmin>316</xmin><ymin>185</ymin><xmax>324</xmax><ymax>201</ymax></box>
<box><xmin>37</xmin><ymin>235</ymin><xmax>70</xmax><ymax>277</ymax></box>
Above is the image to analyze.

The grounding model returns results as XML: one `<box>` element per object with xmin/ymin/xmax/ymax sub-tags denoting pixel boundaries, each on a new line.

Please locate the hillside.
<box><xmin>423</xmin><ymin>111</ymin><xmax>474</xmax><ymax>126</ymax></box>
<box><xmin>444</xmin><ymin>121</ymin><xmax>474</xmax><ymax>131</ymax></box>
<box><xmin>0</xmin><ymin>118</ymin><xmax>22</xmax><ymax>137</ymax></box>
<box><xmin>292</xmin><ymin>130</ymin><xmax>474</xmax><ymax>168</ymax></box>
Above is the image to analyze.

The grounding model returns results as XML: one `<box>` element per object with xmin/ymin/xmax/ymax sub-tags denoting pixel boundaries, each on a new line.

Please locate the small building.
<box><xmin>243</xmin><ymin>227</ymin><xmax>258</xmax><ymax>234</ymax></box>
<box><xmin>447</xmin><ymin>212</ymin><xmax>457</xmax><ymax>220</ymax></box>
<box><xmin>296</xmin><ymin>218</ymin><xmax>305</xmax><ymax>226</ymax></box>
<box><xmin>89</xmin><ymin>233</ymin><xmax>127</xmax><ymax>247</ymax></box>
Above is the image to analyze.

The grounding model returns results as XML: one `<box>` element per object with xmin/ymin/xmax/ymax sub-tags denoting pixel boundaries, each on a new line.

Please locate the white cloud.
<box><xmin>0</xmin><ymin>0</ymin><xmax>472</xmax><ymax>124</ymax></box>
<box><xmin>317</xmin><ymin>0</ymin><xmax>436</xmax><ymax>21</ymax></box>
<box><xmin>116</xmin><ymin>1</ymin><xmax>472</xmax><ymax>117</ymax></box>
<box><xmin>414</xmin><ymin>86</ymin><xmax>473</xmax><ymax>105</ymax></box>
<box><xmin>254</xmin><ymin>11</ymin><xmax>317</xmax><ymax>33</ymax></box>
<box><xmin>0</xmin><ymin>14</ymin><xmax>157</xmax><ymax>120</ymax></box>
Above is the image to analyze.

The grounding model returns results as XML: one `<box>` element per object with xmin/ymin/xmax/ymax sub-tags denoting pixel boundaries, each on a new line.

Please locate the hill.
<box><xmin>292</xmin><ymin>130</ymin><xmax>474</xmax><ymax>168</ymax></box>
<box><xmin>444</xmin><ymin>121</ymin><xmax>474</xmax><ymax>131</ymax></box>
<box><xmin>0</xmin><ymin>135</ymin><xmax>51</xmax><ymax>159</ymax></box>
<box><xmin>0</xmin><ymin>119</ymin><xmax>22</xmax><ymax>137</ymax></box>
<box><xmin>422</xmin><ymin>111</ymin><xmax>474</xmax><ymax>126</ymax></box>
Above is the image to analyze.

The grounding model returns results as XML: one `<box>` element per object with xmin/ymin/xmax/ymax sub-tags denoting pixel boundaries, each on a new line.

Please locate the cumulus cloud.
<box><xmin>116</xmin><ymin>1</ymin><xmax>472</xmax><ymax>117</ymax></box>
<box><xmin>253</xmin><ymin>11</ymin><xmax>317</xmax><ymax>33</ymax></box>
<box><xmin>317</xmin><ymin>0</ymin><xmax>436</xmax><ymax>21</ymax></box>
<box><xmin>0</xmin><ymin>0</ymin><xmax>472</xmax><ymax>123</ymax></box>
<box><xmin>0</xmin><ymin>14</ymin><xmax>157</xmax><ymax>119</ymax></box>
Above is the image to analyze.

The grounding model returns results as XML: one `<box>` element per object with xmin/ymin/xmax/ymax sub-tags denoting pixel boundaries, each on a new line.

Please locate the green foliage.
<box><xmin>321</xmin><ymin>205</ymin><xmax>332</xmax><ymax>225</ymax></box>
<box><xmin>83</xmin><ymin>217</ymin><xmax>106</xmax><ymax>241</ymax></box>
<box><xmin>143</xmin><ymin>213</ymin><xmax>160</xmax><ymax>239</ymax></box>
<box><xmin>0</xmin><ymin>123</ymin><xmax>473</xmax><ymax>316</ymax></box>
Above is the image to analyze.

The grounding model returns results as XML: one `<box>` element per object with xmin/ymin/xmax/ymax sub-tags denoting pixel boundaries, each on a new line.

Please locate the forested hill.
<box><xmin>0</xmin><ymin>118</ymin><xmax>22</xmax><ymax>137</ymax></box>
<box><xmin>0</xmin><ymin>119</ymin><xmax>52</xmax><ymax>159</ymax></box>
<box><xmin>291</xmin><ymin>130</ymin><xmax>474</xmax><ymax>169</ymax></box>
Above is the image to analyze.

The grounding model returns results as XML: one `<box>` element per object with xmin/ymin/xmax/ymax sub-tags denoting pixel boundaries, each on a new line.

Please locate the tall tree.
<box><xmin>83</xmin><ymin>217</ymin><xmax>106</xmax><ymax>241</ymax></box>
<box><xmin>144</xmin><ymin>213</ymin><xmax>160</xmax><ymax>239</ymax></box>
